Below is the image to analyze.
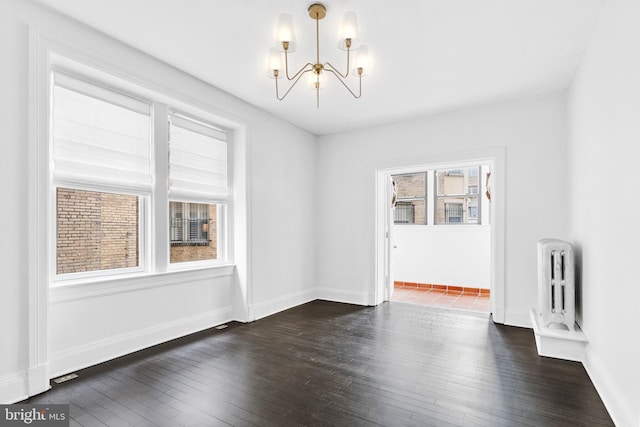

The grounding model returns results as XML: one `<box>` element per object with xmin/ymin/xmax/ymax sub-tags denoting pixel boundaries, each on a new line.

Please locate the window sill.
<box><xmin>50</xmin><ymin>264</ymin><xmax>235</xmax><ymax>303</ymax></box>
<box><xmin>392</xmin><ymin>224</ymin><xmax>491</xmax><ymax>230</ymax></box>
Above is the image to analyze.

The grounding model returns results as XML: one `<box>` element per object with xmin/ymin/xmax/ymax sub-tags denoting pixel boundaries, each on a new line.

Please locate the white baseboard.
<box><xmin>583</xmin><ymin>345</ymin><xmax>638</xmax><ymax>427</ymax></box>
<box><xmin>248</xmin><ymin>288</ymin><xmax>316</xmax><ymax>321</ymax></box>
<box><xmin>316</xmin><ymin>287</ymin><xmax>373</xmax><ymax>306</ymax></box>
<box><xmin>491</xmin><ymin>305</ymin><xmax>506</xmax><ymax>324</ymax></box>
<box><xmin>0</xmin><ymin>373</ymin><xmax>28</xmax><ymax>404</ymax></box>
<box><xmin>27</xmin><ymin>364</ymin><xmax>50</xmax><ymax>398</ymax></box>
<box><xmin>49</xmin><ymin>306</ymin><xmax>233</xmax><ymax>378</ymax></box>
<box><xmin>505</xmin><ymin>309</ymin><xmax>532</xmax><ymax>328</ymax></box>
<box><xmin>0</xmin><ymin>365</ymin><xmax>51</xmax><ymax>404</ymax></box>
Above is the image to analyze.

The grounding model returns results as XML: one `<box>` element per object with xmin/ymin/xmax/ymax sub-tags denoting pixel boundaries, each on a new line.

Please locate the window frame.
<box><xmin>52</xmin><ymin>184</ymin><xmax>149</xmax><ymax>281</ymax></box>
<box><xmin>47</xmin><ymin>61</ymin><xmax>232</xmax><ymax>285</ymax></box>
<box><xmin>391</xmin><ymin>165</ymin><xmax>488</xmax><ymax>227</ymax></box>
<box><xmin>434</xmin><ymin>166</ymin><xmax>482</xmax><ymax>226</ymax></box>
<box><xmin>166</xmin><ymin>110</ymin><xmax>229</xmax><ymax>270</ymax></box>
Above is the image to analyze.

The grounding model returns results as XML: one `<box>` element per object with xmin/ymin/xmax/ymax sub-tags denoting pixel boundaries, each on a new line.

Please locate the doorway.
<box><xmin>390</xmin><ymin>165</ymin><xmax>491</xmax><ymax>312</ymax></box>
<box><xmin>373</xmin><ymin>148</ymin><xmax>506</xmax><ymax>322</ymax></box>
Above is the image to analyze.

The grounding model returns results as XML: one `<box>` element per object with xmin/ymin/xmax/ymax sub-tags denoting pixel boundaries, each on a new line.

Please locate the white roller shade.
<box><xmin>51</xmin><ymin>72</ymin><xmax>152</xmax><ymax>190</ymax></box>
<box><xmin>169</xmin><ymin>113</ymin><xmax>228</xmax><ymax>202</ymax></box>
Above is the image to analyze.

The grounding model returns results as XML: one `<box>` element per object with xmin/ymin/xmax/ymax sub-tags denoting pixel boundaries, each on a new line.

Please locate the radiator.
<box><xmin>537</xmin><ymin>239</ymin><xmax>575</xmax><ymax>331</ymax></box>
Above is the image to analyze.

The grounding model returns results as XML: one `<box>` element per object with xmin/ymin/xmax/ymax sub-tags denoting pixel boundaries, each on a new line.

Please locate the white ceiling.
<box><xmin>33</xmin><ymin>0</ymin><xmax>603</xmax><ymax>136</ymax></box>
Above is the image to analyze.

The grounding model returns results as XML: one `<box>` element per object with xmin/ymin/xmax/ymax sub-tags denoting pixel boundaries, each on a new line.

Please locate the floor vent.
<box><xmin>215</xmin><ymin>324</ymin><xmax>228</xmax><ymax>330</ymax></box>
<box><xmin>53</xmin><ymin>373</ymin><xmax>78</xmax><ymax>384</ymax></box>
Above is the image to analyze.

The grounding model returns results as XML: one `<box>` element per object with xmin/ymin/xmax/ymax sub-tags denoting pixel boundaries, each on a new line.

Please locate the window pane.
<box><xmin>393</xmin><ymin>173</ymin><xmax>426</xmax><ymax>225</ymax></box>
<box><xmin>56</xmin><ymin>188</ymin><xmax>139</xmax><ymax>274</ymax></box>
<box><xmin>394</xmin><ymin>199</ymin><xmax>425</xmax><ymax>224</ymax></box>
<box><xmin>170</xmin><ymin>202</ymin><xmax>218</xmax><ymax>263</ymax></box>
<box><xmin>394</xmin><ymin>173</ymin><xmax>425</xmax><ymax>198</ymax></box>
<box><xmin>435</xmin><ymin>167</ymin><xmax>480</xmax><ymax>224</ymax></box>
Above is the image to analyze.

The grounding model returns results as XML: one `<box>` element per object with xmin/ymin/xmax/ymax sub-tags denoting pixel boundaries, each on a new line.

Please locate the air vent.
<box><xmin>53</xmin><ymin>373</ymin><xmax>78</xmax><ymax>384</ymax></box>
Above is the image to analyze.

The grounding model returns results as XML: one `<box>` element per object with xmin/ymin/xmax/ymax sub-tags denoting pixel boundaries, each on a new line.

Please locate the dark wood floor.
<box><xmin>26</xmin><ymin>301</ymin><xmax>613</xmax><ymax>426</ymax></box>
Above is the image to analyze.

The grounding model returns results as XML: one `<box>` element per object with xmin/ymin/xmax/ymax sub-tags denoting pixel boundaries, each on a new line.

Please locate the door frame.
<box><xmin>373</xmin><ymin>147</ymin><xmax>506</xmax><ymax>323</ymax></box>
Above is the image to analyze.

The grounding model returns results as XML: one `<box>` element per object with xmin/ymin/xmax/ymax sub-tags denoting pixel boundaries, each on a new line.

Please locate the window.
<box><xmin>468</xmin><ymin>204</ymin><xmax>478</xmax><ymax>220</ymax></box>
<box><xmin>435</xmin><ymin>166</ymin><xmax>480</xmax><ymax>224</ymax></box>
<box><xmin>169</xmin><ymin>202</ymin><xmax>219</xmax><ymax>263</ymax></box>
<box><xmin>392</xmin><ymin>173</ymin><xmax>426</xmax><ymax>224</ymax></box>
<box><xmin>394</xmin><ymin>201</ymin><xmax>417</xmax><ymax>224</ymax></box>
<box><xmin>51</xmin><ymin>72</ymin><xmax>151</xmax><ymax>277</ymax></box>
<box><xmin>56</xmin><ymin>188</ymin><xmax>140</xmax><ymax>274</ymax></box>
<box><xmin>50</xmin><ymin>69</ymin><xmax>229</xmax><ymax>280</ymax></box>
<box><xmin>391</xmin><ymin>165</ymin><xmax>487</xmax><ymax>227</ymax></box>
<box><xmin>168</xmin><ymin>113</ymin><xmax>227</xmax><ymax>264</ymax></box>
<box><xmin>170</xmin><ymin>202</ymin><xmax>211</xmax><ymax>246</ymax></box>
<box><xmin>444</xmin><ymin>203</ymin><xmax>463</xmax><ymax>223</ymax></box>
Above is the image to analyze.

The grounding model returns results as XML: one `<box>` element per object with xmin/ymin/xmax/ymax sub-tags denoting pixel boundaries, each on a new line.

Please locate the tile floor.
<box><xmin>391</xmin><ymin>284</ymin><xmax>491</xmax><ymax>313</ymax></box>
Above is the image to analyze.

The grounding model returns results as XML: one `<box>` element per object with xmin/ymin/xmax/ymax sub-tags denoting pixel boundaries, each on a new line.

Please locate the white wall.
<box><xmin>0</xmin><ymin>0</ymin><xmax>31</xmax><ymax>403</ymax></box>
<box><xmin>316</xmin><ymin>94</ymin><xmax>568</xmax><ymax>325</ymax></box>
<box><xmin>248</xmin><ymin>116</ymin><xmax>317</xmax><ymax>320</ymax></box>
<box><xmin>0</xmin><ymin>0</ymin><xmax>317</xmax><ymax>403</ymax></box>
<box><xmin>392</xmin><ymin>226</ymin><xmax>491</xmax><ymax>289</ymax></box>
<box><xmin>567</xmin><ymin>0</ymin><xmax>640</xmax><ymax>425</ymax></box>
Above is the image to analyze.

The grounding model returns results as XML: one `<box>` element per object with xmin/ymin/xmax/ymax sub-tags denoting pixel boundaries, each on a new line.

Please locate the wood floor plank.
<box><xmin>25</xmin><ymin>301</ymin><xmax>613</xmax><ymax>426</ymax></box>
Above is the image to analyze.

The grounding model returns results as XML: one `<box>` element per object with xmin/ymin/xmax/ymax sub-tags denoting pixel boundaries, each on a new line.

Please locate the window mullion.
<box><xmin>427</xmin><ymin>170</ymin><xmax>435</xmax><ymax>226</ymax></box>
<box><xmin>153</xmin><ymin>103</ymin><xmax>170</xmax><ymax>273</ymax></box>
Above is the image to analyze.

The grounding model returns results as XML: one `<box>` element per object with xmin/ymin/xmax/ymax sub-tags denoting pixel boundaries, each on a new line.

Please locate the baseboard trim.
<box><xmin>0</xmin><ymin>373</ymin><xmax>28</xmax><ymax>404</ymax></box>
<box><xmin>583</xmin><ymin>345</ymin><xmax>638</xmax><ymax>427</ymax></box>
<box><xmin>27</xmin><ymin>364</ymin><xmax>50</xmax><ymax>398</ymax></box>
<box><xmin>0</xmin><ymin>364</ymin><xmax>51</xmax><ymax>404</ymax></box>
<box><xmin>316</xmin><ymin>287</ymin><xmax>373</xmax><ymax>306</ymax></box>
<box><xmin>248</xmin><ymin>289</ymin><xmax>317</xmax><ymax>321</ymax></box>
<box><xmin>504</xmin><ymin>309</ymin><xmax>531</xmax><ymax>328</ymax></box>
<box><xmin>49</xmin><ymin>306</ymin><xmax>233</xmax><ymax>379</ymax></box>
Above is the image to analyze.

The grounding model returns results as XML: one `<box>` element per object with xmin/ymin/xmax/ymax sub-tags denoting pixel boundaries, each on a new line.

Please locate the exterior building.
<box><xmin>435</xmin><ymin>168</ymin><xmax>479</xmax><ymax>224</ymax></box>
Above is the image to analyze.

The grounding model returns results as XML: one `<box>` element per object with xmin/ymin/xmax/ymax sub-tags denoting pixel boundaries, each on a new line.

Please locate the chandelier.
<box><xmin>267</xmin><ymin>3</ymin><xmax>369</xmax><ymax>108</ymax></box>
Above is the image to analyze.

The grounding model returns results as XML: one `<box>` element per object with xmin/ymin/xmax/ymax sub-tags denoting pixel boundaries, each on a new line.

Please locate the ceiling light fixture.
<box><xmin>267</xmin><ymin>3</ymin><xmax>369</xmax><ymax>108</ymax></box>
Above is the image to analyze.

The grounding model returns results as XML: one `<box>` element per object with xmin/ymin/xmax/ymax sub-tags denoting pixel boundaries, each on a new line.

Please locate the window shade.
<box><xmin>51</xmin><ymin>72</ymin><xmax>152</xmax><ymax>191</ymax></box>
<box><xmin>169</xmin><ymin>113</ymin><xmax>228</xmax><ymax>203</ymax></box>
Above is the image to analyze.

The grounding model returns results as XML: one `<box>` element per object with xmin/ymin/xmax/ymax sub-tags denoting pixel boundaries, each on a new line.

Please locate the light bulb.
<box><xmin>308</xmin><ymin>71</ymin><xmax>325</xmax><ymax>90</ymax></box>
<box><xmin>266</xmin><ymin>48</ymin><xmax>283</xmax><ymax>79</ymax></box>
<box><xmin>276</xmin><ymin>13</ymin><xmax>296</xmax><ymax>52</ymax></box>
<box><xmin>338</xmin><ymin>11</ymin><xmax>360</xmax><ymax>50</ymax></box>
<box><xmin>353</xmin><ymin>45</ymin><xmax>369</xmax><ymax>75</ymax></box>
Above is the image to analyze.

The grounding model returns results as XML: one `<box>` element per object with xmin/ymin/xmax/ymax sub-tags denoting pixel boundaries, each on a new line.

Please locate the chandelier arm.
<box><xmin>275</xmin><ymin>69</ymin><xmax>314</xmax><ymax>101</ymax></box>
<box><xmin>284</xmin><ymin>48</ymin><xmax>314</xmax><ymax>81</ymax></box>
<box><xmin>326</xmin><ymin>69</ymin><xmax>362</xmax><ymax>99</ymax></box>
<box><xmin>324</xmin><ymin>58</ymin><xmax>351</xmax><ymax>79</ymax></box>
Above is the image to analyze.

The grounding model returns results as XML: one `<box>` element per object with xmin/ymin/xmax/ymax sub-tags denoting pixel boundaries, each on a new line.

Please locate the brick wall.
<box><xmin>394</xmin><ymin>173</ymin><xmax>426</xmax><ymax>224</ymax></box>
<box><xmin>57</xmin><ymin>188</ymin><xmax>139</xmax><ymax>274</ymax></box>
